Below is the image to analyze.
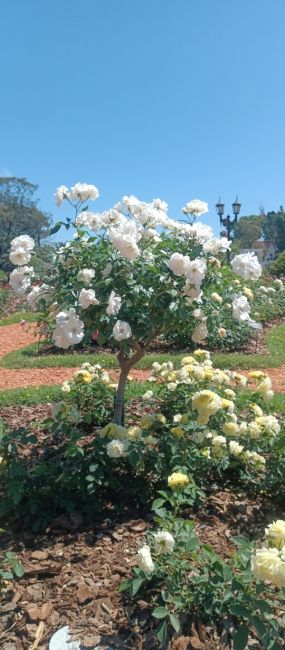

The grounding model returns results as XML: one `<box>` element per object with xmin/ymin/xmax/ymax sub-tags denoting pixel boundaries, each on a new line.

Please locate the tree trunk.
<box><xmin>113</xmin><ymin>364</ymin><xmax>129</xmax><ymax>426</ymax></box>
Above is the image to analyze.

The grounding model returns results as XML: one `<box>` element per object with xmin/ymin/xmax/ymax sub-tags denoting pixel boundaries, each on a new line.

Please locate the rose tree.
<box><xmin>9</xmin><ymin>182</ymin><xmax>262</xmax><ymax>424</ymax></box>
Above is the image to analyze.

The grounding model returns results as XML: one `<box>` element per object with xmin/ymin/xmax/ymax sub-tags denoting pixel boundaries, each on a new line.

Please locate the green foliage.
<box><xmin>122</xmin><ymin>498</ymin><xmax>285</xmax><ymax>648</ymax></box>
<box><xmin>270</xmin><ymin>251</ymin><xmax>285</xmax><ymax>277</ymax></box>
<box><xmin>0</xmin><ymin>176</ymin><xmax>51</xmax><ymax>271</ymax></box>
<box><xmin>233</xmin><ymin>214</ymin><xmax>264</xmax><ymax>250</ymax></box>
<box><xmin>263</xmin><ymin>207</ymin><xmax>285</xmax><ymax>253</ymax></box>
<box><xmin>0</xmin><ymin>549</ymin><xmax>24</xmax><ymax>582</ymax></box>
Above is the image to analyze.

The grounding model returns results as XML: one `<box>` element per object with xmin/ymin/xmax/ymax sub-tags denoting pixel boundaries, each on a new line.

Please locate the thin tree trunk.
<box><xmin>113</xmin><ymin>364</ymin><xmax>129</xmax><ymax>425</ymax></box>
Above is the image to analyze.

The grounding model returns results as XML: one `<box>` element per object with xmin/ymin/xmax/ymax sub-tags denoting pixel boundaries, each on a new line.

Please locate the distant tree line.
<box><xmin>233</xmin><ymin>207</ymin><xmax>285</xmax><ymax>255</ymax></box>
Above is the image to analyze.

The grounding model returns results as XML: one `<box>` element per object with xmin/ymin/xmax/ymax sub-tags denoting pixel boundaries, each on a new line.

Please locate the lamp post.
<box><xmin>215</xmin><ymin>196</ymin><xmax>241</xmax><ymax>262</ymax></box>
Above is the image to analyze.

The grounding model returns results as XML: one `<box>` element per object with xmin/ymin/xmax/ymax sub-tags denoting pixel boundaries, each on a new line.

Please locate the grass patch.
<box><xmin>0</xmin><ymin>381</ymin><xmax>155</xmax><ymax>408</ymax></box>
<box><xmin>2</xmin><ymin>323</ymin><xmax>285</xmax><ymax>372</ymax></box>
<box><xmin>0</xmin><ymin>311</ymin><xmax>39</xmax><ymax>326</ymax></box>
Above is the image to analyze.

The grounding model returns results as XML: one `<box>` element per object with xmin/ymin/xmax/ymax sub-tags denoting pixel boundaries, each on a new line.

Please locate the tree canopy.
<box><xmin>0</xmin><ymin>177</ymin><xmax>51</xmax><ymax>270</ymax></box>
<box><xmin>262</xmin><ymin>206</ymin><xmax>285</xmax><ymax>253</ymax></box>
<box><xmin>233</xmin><ymin>214</ymin><xmax>264</xmax><ymax>251</ymax></box>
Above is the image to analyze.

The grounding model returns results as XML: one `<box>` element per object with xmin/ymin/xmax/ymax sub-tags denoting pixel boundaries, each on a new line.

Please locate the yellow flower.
<box><xmin>243</xmin><ymin>287</ymin><xmax>253</xmax><ymax>300</ymax></box>
<box><xmin>265</xmin><ymin>520</ymin><xmax>285</xmax><ymax>550</ymax></box>
<box><xmin>127</xmin><ymin>426</ymin><xmax>142</xmax><ymax>441</ymax></box>
<box><xmin>248</xmin><ymin>370</ymin><xmax>265</xmax><ymax>380</ymax></box>
<box><xmin>171</xmin><ymin>427</ymin><xmax>185</xmax><ymax>438</ymax></box>
<box><xmin>75</xmin><ymin>369</ymin><xmax>93</xmax><ymax>383</ymax></box>
<box><xmin>181</xmin><ymin>356</ymin><xmax>195</xmax><ymax>365</ymax></box>
<box><xmin>251</xmin><ymin>547</ymin><xmax>285</xmax><ymax>588</ymax></box>
<box><xmin>140</xmin><ymin>414</ymin><xmax>156</xmax><ymax>430</ymax></box>
<box><xmin>194</xmin><ymin>349</ymin><xmax>210</xmax><ymax>359</ymax></box>
<box><xmin>221</xmin><ymin>398</ymin><xmax>234</xmax><ymax>410</ymax></box>
<box><xmin>204</xmin><ymin>368</ymin><xmax>213</xmax><ymax>379</ymax></box>
<box><xmin>156</xmin><ymin>414</ymin><xmax>166</xmax><ymax>425</ymax></box>
<box><xmin>223</xmin><ymin>421</ymin><xmax>239</xmax><ymax>436</ymax></box>
<box><xmin>168</xmin><ymin>472</ymin><xmax>189</xmax><ymax>490</ymax></box>
<box><xmin>218</xmin><ymin>327</ymin><xmax>227</xmax><ymax>338</ymax></box>
<box><xmin>180</xmin><ymin>414</ymin><xmax>189</xmax><ymax>424</ymax></box>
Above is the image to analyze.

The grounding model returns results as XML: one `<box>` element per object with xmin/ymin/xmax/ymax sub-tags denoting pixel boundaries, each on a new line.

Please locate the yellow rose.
<box><xmin>265</xmin><ymin>520</ymin><xmax>285</xmax><ymax>550</ymax></box>
<box><xmin>168</xmin><ymin>472</ymin><xmax>189</xmax><ymax>490</ymax></box>
<box><xmin>171</xmin><ymin>427</ymin><xmax>185</xmax><ymax>438</ymax></box>
<box><xmin>181</xmin><ymin>356</ymin><xmax>195</xmax><ymax>365</ymax></box>
<box><xmin>248</xmin><ymin>371</ymin><xmax>265</xmax><ymax>380</ymax></box>
<box><xmin>223</xmin><ymin>421</ymin><xmax>239</xmax><ymax>436</ymax></box>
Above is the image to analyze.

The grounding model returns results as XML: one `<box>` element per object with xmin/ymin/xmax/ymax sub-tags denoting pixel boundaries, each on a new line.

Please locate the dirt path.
<box><xmin>0</xmin><ymin>322</ymin><xmax>284</xmax><ymax>393</ymax></box>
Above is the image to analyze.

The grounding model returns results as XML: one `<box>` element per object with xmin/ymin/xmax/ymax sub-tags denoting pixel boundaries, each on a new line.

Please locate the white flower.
<box><xmin>109</xmin><ymin>221</ymin><xmax>141</xmax><ymax>260</ymax></box>
<box><xmin>251</xmin><ymin>547</ymin><xmax>285</xmax><ymax>588</ymax></box>
<box><xmin>79</xmin><ymin>288</ymin><xmax>99</xmax><ymax>309</ymax></box>
<box><xmin>76</xmin><ymin>211</ymin><xmax>103</xmax><ymax>231</ymax></box>
<box><xmin>69</xmin><ymin>182</ymin><xmax>99</xmax><ymax>202</ymax></box>
<box><xmin>77</xmin><ymin>268</ymin><xmax>95</xmax><ymax>284</ymax></box>
<box><xmin>218</xmin><ymin>327</ymin><xmax>227</xmax><ymax>338</ymax></box>
<box><xmin>168</xmin><ymin>252</ymin><xmax>190</xmax><ymax>277</ymax></box>
<box><xmin>9</xmin><ymin>249</ymin><xmax>31</xmax><ymax>266</ymax></box>
<box><xmin>142</xmin><ymin>390</ymin><xmax>154</xmax><ymax>401</ymax></box>
<box><xmin>106</xmin><ymin>291</ymin><xmax>122</xmax><ymax>316</ymax></box>
<box><xmin>229</xmin><ymin>440</ymin><xmax>244</xmax><ymax>456</ymax></box>
<box><xmin>211</xmin><ymin>292</ymin><xmax>222</xmax><ymax>304</ymax></box>
<box><xmin>27</xmin><ymin>284</ymin><xmax>50</xmax><ymax>308</ymax></box>
<box><xmin>106</xmin><ymin>439</ymin><xmax>128</xmax><ymax>458</ymax></box>
<box><xmin>167</xmin><ymin>382</ymin><xmax>177</xmax><ymax>391</ymax></box>
<box><xmin>137</xmin><ymin>545</ymin><xmax>154</xmax><ymax>573</ymax></box>
<box><xmin>153</xmin><ymin>531</ymin><xmax>175</xmax><ymax>553</ymax></box>
<box><xmin>232</xmin><ymin>295</ymin><xmax>251</xmax><ymax>322</ymax></box>
<box><xmin>192</xmin><ymin>323</ymin><xmax>208</xmax><ymax>343</ymax></box>
<box><xmin>212</xmin><ymin>435</ymin><xmax>227</xmax><ymax>447</ymax></box>
<box><xmin>102</xmin><ymin>262</ymin><xmax>112</xmax><ymax>278</ymax></box>
<box><xmin>112</xmin><ymin>320</ymin><xmax>132</xmax><ymax>341</ymax></box>
<box><xmin>54</xmin><ymin>185</ymin><xmax>69</xmax><ymax>206</ymax></box>
<box><xmin>203</xmin><ymin>237</ymin><xmax>231</xmax><ymax>254</ymax></box>
<box><xmin>10</xmin><ymin>235</ymin><xmax>35</xmax><ymax>251</ymax></box>
<box><xmin>185</xmin><ymin>258</ymin><xmax>207</xmax><ymax>288</ymax></box>
<box><xmin>182</xmin><ymin>199</ymin><xmax>208</xmax><ymax>216</ymax></box>
<box><xmin>52</xmin><ymin>309</ymin><xmax>84</xmax><ymax>349</ymax></box>
<box><xmin>9</xmin><ymin>266</ymin><xmax>32</xmax><ymax>294</ymax></box>
<box><xmin>62</xmin><ymin>381</ymin><xmax>71</xmax><ymax>393</ymax></box>
<box><xmin>265</xmin><ymin>520</ymin><xmax>285</xmax><ymax>550</ymax></box>
<box><xmin>231</xmin><ymin>252</ymin><xmax>262</xmax><ymax>281</ymax></box>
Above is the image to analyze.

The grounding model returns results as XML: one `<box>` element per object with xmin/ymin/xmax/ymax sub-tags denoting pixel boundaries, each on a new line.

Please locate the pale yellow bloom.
<box><xmin>265</xmin><ymin>520</ymin><xmax>285</xmax><ymax>550</ymax></box>
<box><xmin>168</xmin><ymin>472</ymin><xmax>189</xmax><ymax>490</ymax></box>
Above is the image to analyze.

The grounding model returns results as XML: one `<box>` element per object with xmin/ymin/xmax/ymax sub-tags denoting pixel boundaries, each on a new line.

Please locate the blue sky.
<box><xmin>1</xmin><ymin>0</ymin><xmax>285</xmax><ymax>237</ymax></box>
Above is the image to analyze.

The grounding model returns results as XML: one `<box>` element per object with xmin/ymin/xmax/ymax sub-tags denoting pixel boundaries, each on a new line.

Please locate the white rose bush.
<box><xmin>4</xmin><ymin>181</ymin><xmax>285</xmax><ymax>648</ymax></box>
<box><xmin>8</xmin><ymin>180</ymin><xmax>266</xmax><ymax>424</ymax></box>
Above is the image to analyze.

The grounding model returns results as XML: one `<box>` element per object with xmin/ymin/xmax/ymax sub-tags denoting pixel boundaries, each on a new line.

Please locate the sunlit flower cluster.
<box><xmin>251</xmin><ymin>520</ymin><xmax>285</xmax><ymax>588</ymax></box>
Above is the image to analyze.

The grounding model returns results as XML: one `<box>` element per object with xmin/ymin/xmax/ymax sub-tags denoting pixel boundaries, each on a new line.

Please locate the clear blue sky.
<box><xmin>1</xmin><ymin>0</ymin><xmax>285</xmax><ymax>237</ymax></box>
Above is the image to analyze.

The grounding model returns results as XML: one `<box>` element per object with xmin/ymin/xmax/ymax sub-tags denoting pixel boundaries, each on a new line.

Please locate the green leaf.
<box><xmin>230</xmin><ymin>604</ymin><xmax>250</xmax><ymax>618</ymax></box>
<box><xmin>233</xmin><ymin>624</ymin><xmax>249</xmax><ymax>650</ymax></box>
<box><xmin>250</xmin><ymin>615</ymin><xmax>267</xmax><ymax>638</ymax></box>
<box><xmin>14</xmin><ymin>562</ymin><xmax>24</xmax><ymax>578</ymax></box>
<box><xmin>169</xmin><ymin>612</ymin><xmax>180</xmax><ymax>633</ymax></box>
<box><xmin>156</xmin><ymin>620</ymin><xmax>168</xmax><ymax>645</ymax></box>
<box><xmin>232</xmin><ymin>536</ymin><xmax>251</xmax><ymax>547</ymax></box>
<box><xmin>151</xmin><ymin>498</ymin><xmax>166</xmax><ymax>510</ymax></box>
<box><xmin>118</xmin><ymin>579</ymin><xmax>130</xmax><ymax>593</ymax></box>
<box><xmin>130</xmin><ymin>577</ymin><xmax>145</xmax><ymax>596</ymax></box>
<box><xmin>1</xmin><ymin>571</ymin><xmax>13</xmax><ymax>580</ymax></box>
<box><xmin>49</xmin><ymin>222</ymin><xmax>62</xmax><ymax>235</ymax></box>
<box><xmin>152</xmin><ymin>606</ymin><xmax>169</xmax><ymax>619</ymax></box>
<box><xmin>255</xmin><ymin>599</ymin><xmax>273</xmax><ymax>615</ymax></box>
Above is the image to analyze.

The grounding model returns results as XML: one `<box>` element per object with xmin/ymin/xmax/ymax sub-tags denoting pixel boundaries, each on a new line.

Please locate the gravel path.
<box><xmin>0</xmin><ymin>322</ymin><xmax>284</xmax><ymax>393</ymax></box>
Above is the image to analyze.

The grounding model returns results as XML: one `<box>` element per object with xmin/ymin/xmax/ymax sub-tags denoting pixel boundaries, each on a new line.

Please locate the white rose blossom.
<box><xmin>232</xmin><ymin>295</ymin><xmax>251</xmax><ymax>322</ymax></box>
<box><xmin>69</xmin><ymin>182</ymin><xmax>99</xmax><ymax>202</ymax></box>
<box><xmin>10</xmin><ymin>235</ymin><xmax>35</xmax><ymax>251</ymax></box>
<box><xmin>112</xmin><ymin>320</ymin><xmax>132</xmax><ymax>341</ymax></box>
<box><xmin>231</xmin><ymin>252</ymin><xmax>262</xmax><ymax>281</ymax></box>
<box><xmin>182</xmin><ymin>199</ymin><xmax>208</xmax><ymax>216</ymax></box>
<box><xmin>137</xmin><ymin>545</ymin><xmax>155</xmax><ymax>573</ymax></box>
<box><xmin>153</xmin><ymin>531</ymin><xmax>175</xmax><ymax>553</ymax></box>
<box><xmin>77</xmin><ymin>268</ymin><xmax>95</xmax><ymax>284</ymax></box>
<box><xmin>106</xmin><ymin>439</ymin><xmax>128</xmax><ymax>458</ymax></box>
<box><xmin>106</xmin><ymin>291</ymin><xmax>122</xmax><ymax>316</ymax></box>
<box><xmin>79</xmin><ymin>288</ymin><xmax>99</xmax><ymax>309</ymax></box>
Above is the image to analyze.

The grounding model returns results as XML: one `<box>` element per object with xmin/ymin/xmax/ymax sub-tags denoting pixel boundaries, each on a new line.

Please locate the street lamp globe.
<box><xmin>215</xmin><ymin>197</ymin><xmax>225</xmax><ymax>219</ymax></box>
<box><xmin>232</xmin><ymin>196</ymin><xmax>241</xmax><ymax>218</ymax></box>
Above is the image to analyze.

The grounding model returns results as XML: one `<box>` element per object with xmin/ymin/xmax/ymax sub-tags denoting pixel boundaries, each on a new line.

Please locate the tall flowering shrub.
<box><xmin>8</xmin><ymin>182</ymin><xmax>262</xmax><ymax>424</ymax></box>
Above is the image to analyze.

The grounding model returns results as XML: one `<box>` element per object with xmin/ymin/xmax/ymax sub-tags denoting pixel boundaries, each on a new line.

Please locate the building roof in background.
<box><xmin>252</xmin><ymin>240</ymin><xmax>277</xmax><ymax>249</ymax></box>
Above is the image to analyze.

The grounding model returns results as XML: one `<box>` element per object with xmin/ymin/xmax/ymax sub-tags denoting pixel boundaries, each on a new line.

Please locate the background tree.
<box><xmin>0</xmin><ymin>177</ymin><xmax>51</xmax><ymax>270</ymax></box>
<box><xmin>269</xmin><ymin>250</ymin><xmax>285</xmax><ymax>277</ymax></box>
<box><xmin>262</xmin><ymin>206</ymin><xmax>285</xmax><ymax>253</ymax></box>
<box><xmin>233</xmin><ymin>214</ymin><xmax>264</xmax><ymax>251</ymax></box>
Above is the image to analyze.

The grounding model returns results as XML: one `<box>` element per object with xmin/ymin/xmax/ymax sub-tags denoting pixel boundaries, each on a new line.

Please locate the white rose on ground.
<box><xmin>137</xmin><ymin>545</ymin><xmax>155</xmax><ymax>573</ymax></box>
<box><xmin>79</xmin><ymin>288</ymin><xmax>99</xmax><ymax>309</ymax></box>
<box><xmin>112</xmin><ymin>320</ymin><xmax>132</xmax><ymax>341</ymax></box>
<box><xmin>231</xmin><ymin>252</ymin><xmax>262</xmax><ymax>281</ymax></box>
<box><xmin>153</xmin><ymin>530</ymin><xmax>175</xmax><ymax>553</ymax></box>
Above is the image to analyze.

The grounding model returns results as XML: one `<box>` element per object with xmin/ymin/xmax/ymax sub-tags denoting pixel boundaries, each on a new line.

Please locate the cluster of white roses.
<box><xmin>8</xmin><ymin>181</ymin><xmax>265</xmax><ymax>351</ymax></box>
<box><xmin>252</xmin><ymin>520</ymin><xmax>285</xmax><ymax>588</ymax></box>
<box><xmin>137</xmin><ymin>530</ymin><xmax>175</xmax><ymax>573</ymax></box>
<box><xmin>9</xmin><ymin>235</ymin><xmax>35</xmax><ymax>295</ymax></box>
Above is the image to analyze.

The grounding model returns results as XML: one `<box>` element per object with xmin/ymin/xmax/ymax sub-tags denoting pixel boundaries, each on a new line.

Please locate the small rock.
<box><xmin>31</xmin><ymin>550</ymin><xmax>49</xmax><ymax>561</ymax></box>
<box><xmin>76</xmin><ymin>583</ymin><xmax>93</xmax><ymax>605</ymax></box>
